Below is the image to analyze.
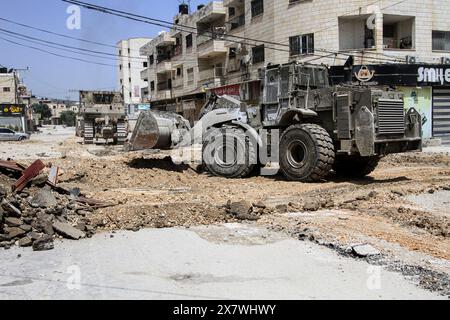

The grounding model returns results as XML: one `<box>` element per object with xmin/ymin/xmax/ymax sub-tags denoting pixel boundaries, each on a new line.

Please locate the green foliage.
<box><xmin>60</xmin><ymin>111</ymin><xmax>76</xmax><ymax>127</ymax></box>
<box><xmin>31</xmin><ymin>103</ymin><xmax>52</xmax><ymax>119</ymax></box>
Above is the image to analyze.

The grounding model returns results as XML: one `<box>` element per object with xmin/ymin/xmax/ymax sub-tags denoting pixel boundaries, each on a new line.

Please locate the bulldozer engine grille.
<box><xmin>377</xmin><ymin>99</ymin><xmax>405</xmax><ymax>135</ymax></box>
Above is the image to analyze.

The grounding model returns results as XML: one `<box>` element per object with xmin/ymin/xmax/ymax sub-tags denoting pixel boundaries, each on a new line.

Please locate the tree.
<box><xmin>31</xmin><ymin>103</ymin><xmax>52</xmax><ymax>119</ymax></box>
<box><xmin>60</xmin><ymin>111</ymin><xmax>76</xmax><ymax>127</ymax></box>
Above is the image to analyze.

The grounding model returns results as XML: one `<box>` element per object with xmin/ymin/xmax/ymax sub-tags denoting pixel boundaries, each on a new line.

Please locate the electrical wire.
<box><xmin>62</xmin><ymin>0</ymin><xmax>405</xmax><ymax>64</ymax></box>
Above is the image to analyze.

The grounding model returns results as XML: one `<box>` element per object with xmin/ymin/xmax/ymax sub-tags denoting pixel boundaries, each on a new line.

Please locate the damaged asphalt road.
<box><xmin>0</xmin><ymin>224</ymin><xmax>444</xmax><ymax>300</ymax></box>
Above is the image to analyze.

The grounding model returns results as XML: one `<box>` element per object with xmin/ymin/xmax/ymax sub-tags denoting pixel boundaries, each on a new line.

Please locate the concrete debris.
<box><xmin>32</xmin><ymin>235</ymin><xmax>54</xmax><ymax>251</ymax></box>
<box><xmin>0</xmin><ymin>159</ymin><xmax>106</xmax><ymax>251</ymax></box>
<box><xmin>30</xmin><ymin>189</ymin><xmax>58</xmax><ymax>208</ymax></box>
<box><xmin>53</xmin><ymin>222</ymin><xmax>86</xmax><ymax>240</ymax></box>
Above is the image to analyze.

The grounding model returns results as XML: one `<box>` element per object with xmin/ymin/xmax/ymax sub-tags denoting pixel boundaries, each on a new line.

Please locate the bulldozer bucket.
<box><xmin>126</xmin><ymin>111</ymin><xmax>191</xmax><ymax>151</ymax></box>
<box><xmin>126</xmin><ymin>111</ymin><xmax>161</xmax><ymax>151</ymax></box>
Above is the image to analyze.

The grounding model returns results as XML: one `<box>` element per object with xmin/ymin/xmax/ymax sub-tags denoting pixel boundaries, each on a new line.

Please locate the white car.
<box><xmin>0</xmin><ymin>128</ymin><xmax>29</xmax><ymax>141</ymax></box>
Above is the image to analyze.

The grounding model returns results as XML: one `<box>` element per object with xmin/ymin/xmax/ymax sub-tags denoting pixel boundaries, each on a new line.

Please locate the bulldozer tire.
<box><xmin>279</xmin><ymin>124</ymin><xmax>335</xmax><ymax>182</ymax></box>
<box><xmin>202</xmin><ymin>127</ymin><xmax>257</xmax><ymax>179</ymax></box>
<box><xmin>333</xmin><ymin>156</ymin><xmax>381</xmax><ymax>178</ymax></box>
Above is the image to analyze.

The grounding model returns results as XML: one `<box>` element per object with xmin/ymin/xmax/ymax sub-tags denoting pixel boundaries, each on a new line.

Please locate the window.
<box><xmin>128</xmin><ymin>63</ymin><xmax>131</xmax><ymax>69</ymax></box>
<box><xmin>187</xmin><ymin>68</ymin><xmax>194</xmax><ymax>84</ymax></box>
<box><xmin>129</xmin><ymin>77</ymin><xmax>132</xmax><ymax>83</ymax></box>
<box><xmin>143</xmin><ymin>62</ymin><xmax>148</xmax><ymax>68</ymax></box>
<box><xmin>289</xmin><ymin>34</ymin><xmax>314</xmax><ymax>56</ymax></box>
<box><xmin>186</xmin><ymin>34</ymin><xmax>193</xmax><ymax>48</ymax></box>
<box><xmin>251</xmin><ymin>0</ymin><xmax>264</xmax><ymax>18</ymax></box>
<box><xmin>177</xmin><ymin>67</ymin><xmax>182</xmax><ymax>77</ymax></box>
<box><xmin>150</xmin><ymin>55</ymin><xmax>154</xmax><ymax>65</ymax></box>
<box><xmin>228</xmin><ymin>7</ymin><xmax>236</xmax><ymax>18</ymax></box>
<box><xmin>433</xmin><ymin>31</ymin><xmax>450</xmax><ymax>51</ymax></box>
<box><xmin>119</xmin><ymin>50</ymin><xmax>122</xmax><ymax>56</ymax></box>
<box><xmin>3</xmin><ymin>87</ymin><xmax>10</xmax><ymax>92</ymax></box>
<box><xmin>119</xmin><ymin>64</ymin><xmax>122</xmax><ymax>70</ymax></box>
<box><xmin>252</xmin><ymin>45</ymin><xmax>265</xmax><ymax>64</ymax></box>
<box><xmin>150</xmin><ymin>81</ymin><xmax>155</xmax><ymax>91</ymax></box>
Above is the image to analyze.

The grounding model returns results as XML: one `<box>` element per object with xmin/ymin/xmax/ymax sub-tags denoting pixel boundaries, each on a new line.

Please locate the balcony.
<box><xmin>223</xmin><ymin>0</ymin><xmax>242</xmax><ymax>7</ymax></box>
<box><xmin>172</xmin><ymin>78</ymin><xmax>184</xmax><ymax>88</ymax></box>
<box><xmin>156</xmin><ymin>90</ymin><xmax>172</xmax><ymax>101</ymax></box>
<box><xmin>140</xmin><ymin>68</ymin><xmax>149</xmax><ymax>80</ymax></box>
<box><xmin>196</xmin><ymin>1</ymin><xmax>226</xmax><ymax>24</ymax></box>
<box><xmin>226</xmin><ymin>14</ymin><xmax>245</xmax><ymax>32</ymax></box>
<box><xmin>197</xmin><ymin>33</ymin><xmax>227</xmax><ymax>59</ymax></box>
<box><xmin>156</xmin><ymin>61</ymin><xmax>172</xmax><ymax>74</ymax></box>
<box><xmin>154</xmin><ymin>32</ymin><xmax>175</xmax><ymax>48</ymax></box>
<box><xmin>199</xmin><ymin>68</ymin><xmax>224</xmax><ymax>87</ymax></box>
<box><xmin>139</xmin><ymin>41</ymin><xmax>153</xmax><ymax>56</ymax></box>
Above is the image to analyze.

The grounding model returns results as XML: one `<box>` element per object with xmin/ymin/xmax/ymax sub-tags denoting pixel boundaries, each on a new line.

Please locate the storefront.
<box><xmin>330</xmin><ymin>64</ymin><xmax>450</xmax><ymax>140</ymax></box>
<box><xmin>0</xmin><ymin>104</ymin><xmax>27</xmax><ymax>132</ymax></box>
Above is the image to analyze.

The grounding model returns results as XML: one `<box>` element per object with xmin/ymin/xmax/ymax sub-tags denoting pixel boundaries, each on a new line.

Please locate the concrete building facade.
<box><xmin>0</xmin><ymin>69</ymin><xmax>18</xmax><ymax>104</ymax></box>
<box><xmin>117</xmin><ymin>38</ymin><xmax>152</xmax><ymax>105</ymax></box>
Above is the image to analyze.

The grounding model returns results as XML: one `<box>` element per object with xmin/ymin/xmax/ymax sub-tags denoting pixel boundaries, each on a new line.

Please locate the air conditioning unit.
<box><xmin>406</xmin><ymin>55</ymin><xmax>417</xmax><ymax>64</ymax></box>
<box><xmin>441</xmin><ymin>57</ymin><xmax>450</xmax><ymax>65</ymax></box>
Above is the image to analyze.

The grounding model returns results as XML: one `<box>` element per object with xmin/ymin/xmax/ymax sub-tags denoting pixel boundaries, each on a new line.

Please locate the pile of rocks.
<box><xmin>0</xmin><ymin>182</ymin><xmax>96</xmax><ymax>251</ymax></box>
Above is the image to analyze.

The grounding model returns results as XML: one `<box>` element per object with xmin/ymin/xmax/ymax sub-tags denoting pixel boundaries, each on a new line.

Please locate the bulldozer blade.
<box><xmin>126</xmin><ymin>111</ymin><xmax>161</xmax><ymax>151</ymax></box>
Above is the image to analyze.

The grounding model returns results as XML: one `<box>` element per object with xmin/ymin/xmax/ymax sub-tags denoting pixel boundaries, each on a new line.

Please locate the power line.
<box><xmin>0</xmin><ymin>36</ymin><xmax>118</xmax><ymax>67</ymax></box>
<box><xmin>0</xmin><ymin>16</ymin><xmax>143</xmax><ymax>53</ymax></box>
<box><xmin>0</xmin><ymin>26</ymin><xmax>148</xmax><ymax>62</ymax></box>
<box><xmin>61</xmin><ymin>0</ymin><xmax>403</xmax><ymax>64</ymax></box>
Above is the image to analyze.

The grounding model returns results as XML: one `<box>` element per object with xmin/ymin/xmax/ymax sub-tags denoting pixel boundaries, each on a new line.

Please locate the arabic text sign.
<box><xmin>0</xmin><ymin>104</ymin><xmax>25</xmax><ymax>116</ymax></box>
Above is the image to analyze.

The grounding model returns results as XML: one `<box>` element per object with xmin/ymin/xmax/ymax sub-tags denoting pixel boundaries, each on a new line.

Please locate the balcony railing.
<box><xmin>199</xmin><ymin>67</ymin><xmax>224</xmax><ymax>81</ymax></box>
<box><xmin>197</xmin><ymin>27</ymin><xmax>226</xmax><ymax>47</ymax></box>
<box><xmin>227</xmin><ymin>14</ymin><xmax>245</xmax><ymax>32</ymax></box>
<box><xmin>172</xmin><ymin>78</ymin><xmax>184</xmax><ymax>88</ymax></box>
<box><xmin>157</xmin><ymin>82</ymin><xmax>171</xmax><ymax>91</ymax></box>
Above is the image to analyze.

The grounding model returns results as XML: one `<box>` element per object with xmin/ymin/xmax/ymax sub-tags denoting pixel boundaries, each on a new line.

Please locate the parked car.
<box><xmin>0</xmin><ymin>128</ymin><xmax>29</xmax><ymax>141</ymax></box>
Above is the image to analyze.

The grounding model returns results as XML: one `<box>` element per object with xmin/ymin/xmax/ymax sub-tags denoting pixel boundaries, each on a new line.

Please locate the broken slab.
<box><xmin>32</xmin><ymin>235</ymin><xmax>54</xmax><ymax>251</ymax></box>
<box><xmin>53</xmin><ymin>222</ymin><xmax>86</xmax><ymax>240</ymax></box>
<box><xmin>30</xmin><ymin>189</ymin><xmax>57</xmax><ymax>208</ymax></box>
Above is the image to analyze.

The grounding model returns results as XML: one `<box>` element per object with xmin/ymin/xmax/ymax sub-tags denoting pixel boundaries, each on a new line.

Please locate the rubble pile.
<box><xmin>0</xmin><ymin>186</ymin><xmax>96</xmax><ymax>251</ymax></box>
<box><xmin>0</xmin><ymin>160</ymin><xmax>107</xmax><ymax>251</ymax></box>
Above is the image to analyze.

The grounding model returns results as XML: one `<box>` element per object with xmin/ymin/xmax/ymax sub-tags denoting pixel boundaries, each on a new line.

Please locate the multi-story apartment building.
<box><xmin>117</xmin><ymin>38</ymin><xmax>152</xmax><ymax>105</ymax></box>
<box><xmin>0</xmin><ymin>67</ymin><xmax>18</xmax><ymax>104</ymax></box>
<box><xmin>141</xmin><ymin>0</ymin><xmax>450</xmax><ymax>139</ymax></box>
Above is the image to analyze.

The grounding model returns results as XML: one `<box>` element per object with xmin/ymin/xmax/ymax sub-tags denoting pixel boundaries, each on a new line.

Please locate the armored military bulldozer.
<box><xmin>78</xmin><ymin>91</ymin><xmax>127</xmax><ymax>145</ymax></box>
<box><xmin>128</xmin><ymin>62</ymin><xmax>422</xmax><ymax>182</ymax></box>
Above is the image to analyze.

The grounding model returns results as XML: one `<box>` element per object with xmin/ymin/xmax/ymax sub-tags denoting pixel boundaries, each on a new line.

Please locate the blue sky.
<box><xmin>0</xmin><ymin>0</ymin><xmax>205</xmax><ymax>100</ymax></box>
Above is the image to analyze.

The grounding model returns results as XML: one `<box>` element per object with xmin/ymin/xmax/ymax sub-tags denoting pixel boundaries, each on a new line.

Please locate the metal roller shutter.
<box><xmin>433</xmin><ymin>88</ymin><xmax>450</xmax><ymax>144</ymax></box>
